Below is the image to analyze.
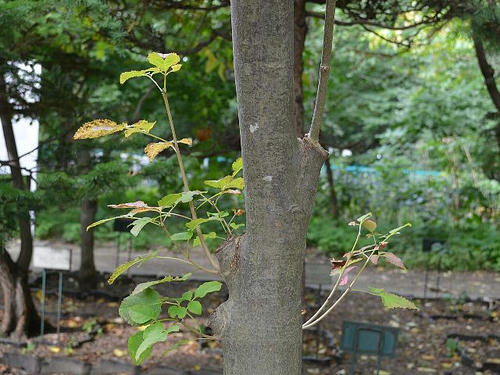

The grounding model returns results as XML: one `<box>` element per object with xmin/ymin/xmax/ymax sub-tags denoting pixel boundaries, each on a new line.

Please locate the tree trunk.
<box><xmin>0</xmin><ymin>72</ymin><xmax>33</xmax><ymax>273</ymax></box>
<box><xmin>325</xmin><ymin>157</ymin><xmax>339</xmax><ymax>218</ymax></box>
<box><xmin>211</xmin><ymin>2</ymin><xmax>327</xmax><ymax>374</ymax></box>
<box><xmin>77</xmin><ymin>147</ymin><xmax>98</xmax><ymax>290</ymax></box>
<box><xmin>472</xmin><ymin>35</ymin><xmax>500</xmax><ymax>150</ymax></box>
<box><xmin>0</xmin><ymin>248</ymin><xmax>39</xmax><ymax>338</ymax></box>
<box><xmin>79</xmin><ymin>198</ymin><xmax>98</xmax><ymax>290</ymax></box>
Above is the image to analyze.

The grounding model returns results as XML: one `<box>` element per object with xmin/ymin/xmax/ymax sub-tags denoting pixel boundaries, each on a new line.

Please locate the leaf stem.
<box><xmin>161</xmin><ymin>89</ymin><xmax>219</xmax><ymax>272</ymax></box>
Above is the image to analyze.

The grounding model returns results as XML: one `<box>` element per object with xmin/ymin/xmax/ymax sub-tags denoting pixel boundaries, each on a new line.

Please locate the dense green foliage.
<box><xmin>1</xmin><ymin>1</ymin><xmax>498</xmax><ymax>272</ymax></box>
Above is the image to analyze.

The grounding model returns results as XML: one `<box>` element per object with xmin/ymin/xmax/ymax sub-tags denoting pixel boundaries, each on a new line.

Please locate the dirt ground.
<box><xmin>0</xmin><ymin>274</ymin><xmax>499</xmax><ymax>375</ymax></box>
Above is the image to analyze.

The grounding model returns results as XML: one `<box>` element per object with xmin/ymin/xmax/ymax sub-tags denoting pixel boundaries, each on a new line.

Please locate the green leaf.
<box><xmin>130</xmin><ymin>217</ymin><xmax>153</xmax><ymax>237</ymax></box>
<box><xmin>187</xmin><ymin>300</ymin><xmax>202</xmax><ymax>315</ymax></box>
<box><xmin>230</xmin><ymin>222</ymin><xmax>244</xmax><ymax>230</ymax></box>
<box><xmin>108</xmin><ymin>251</ymin><xmax>158</xmax><ymax>285</ymax></box>
<box><xmin>132</xmin><ymin>273</ymin><xmax>192</xmax><ymax>295</ymax></box>
<box><xmin>87</xmin><ymin>215</ymin><xmax>128</xmax><ymax>231</ymax></box>
<box><xmin>135</xmin><ymin>322</ymin><xmax>168</xmax><ymax>362</ymax></box>
<box><xmin>229</xmin><ymin>177</ymin><xmax>244</xmax><ymax>190</ymax></box>
<box><xmin>119</xmin><ymin>288</ymin><xmax>162</xmax><ymax>325</ymax></box>
<box><xmin>158</xmin><ymin>193</ymin><xmax>182</xmax><ymax>208</ymax></box>
<box><xmin>124</xmin><ymin>120</ymin><xmax>156</xmax><ymax>138</ymax></box>
<box><xmin>368</xmin><ymin>287</ymin><xmax>418</xmax><ymax>310</ymax></box>
<box><xmin>180</xmin><ymin>190</ymin><xmax>204</xmax><ymax>203</ymax></box>
<box><xmin>120</xmin><ymin>68</ymin><xmax>160</xmax><ymax>84</ymax></box>
<box><xmin>356</xmin><ymin>213</ymin><xmax>372</xmax><ymax>223</ymax></box>
<box><xmin>204</xmin><ymin>175</ymin><xmax>232</xmax><ymax>189</ymax></box>
<box><xmin>128</xmin><ymin>331</ymin><xmax>151</xmax><ymax>365</ymax></box>
<box><xmin>147</xmin><ymin>52</ymin><xmax>181</xmax><ymax>72</ymax></box>
<box><xmin>186</xmin><ymin>218</ymin><xmax>211</xmax><ymax>230</ymax></box>
<box><xmin>170</xmin><ymin>231</ymin><xmax>193</xmax><ymax>241</ymax></box>
<box><xmin>193</xmin><ymin>232</ymin><xmax>217</xmax><ymax>246</ymax></box>
<box><xmin>167</xmin><ymin>305</ymin><xmax>187</xmax><ymax>319</ymax></box>
<box><xmin>194</xmin><ymin>281</ymin><xmax>222</xmax><ymax>299</ymax></box>
<box><xmin>231</xmin><ymin>157</ymin><xmax>243</xmax><ymax>176</ymax></box>
<box><xmin>181</xmin><ymin>291</ymin><xmax>193</xmax><ymax>301</ymax></box>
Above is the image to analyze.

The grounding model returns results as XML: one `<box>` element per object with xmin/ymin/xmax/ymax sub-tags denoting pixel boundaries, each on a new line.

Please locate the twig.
<box><xmin>161</xmin><ymin>90</ymin><xmax>219</xmax><ymax>272</ymax></box>
<box><xmin>308</xmin><ymin>0</ymin><xmax>337</xmax><ymax>142</ymax></box>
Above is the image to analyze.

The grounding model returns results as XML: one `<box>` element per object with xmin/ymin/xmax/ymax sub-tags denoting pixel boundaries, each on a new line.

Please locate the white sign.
<box><xmin>32</xmin><ymin>247</ymin><xmax>72</xmax><ymax>271</ymax></box>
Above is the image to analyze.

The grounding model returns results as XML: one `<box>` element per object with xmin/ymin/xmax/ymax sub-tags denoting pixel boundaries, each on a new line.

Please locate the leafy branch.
<box><xmin>303</xmin><ymin>214</ymin><xmax>416</xmax><ymax>329</ymax></box>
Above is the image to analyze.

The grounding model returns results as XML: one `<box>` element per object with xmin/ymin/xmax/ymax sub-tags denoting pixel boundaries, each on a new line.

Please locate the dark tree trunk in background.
<box><xmin>211</xmin><ymin>2</ymin><xmax>327</xmax><ymax>374</ymax></box>
<box><xmin>294</xmin><ymin>0</ymin><xmax>308</xmax><ymax>138</ymax></box>
<box><xmin>79</xmin><ymin>198</ymin><xmax>98</xmax><ymax>290</ymax></box>
<box><xmin>325</xmin><ymin>157</ymin><xmax>339</xmax><ymax>218</ymax></box>
<box><xmin>0</xmin><ymin>70</ymin><xmax>39</xmax><ymax>337</ymax></box>
<box><xmin>77</xmin><ymin>149</ymin><xmax>98</xmax><ymax>290</ymax></box>
<box><xmin>472</xmin><ymin>35</ymin><xmax>500</xmax><ymax>150</ymax></box>
<box><xmin>0</xmin><ymin>249</ymin><xmax>39</xmax><ymax>338</ymax></box>
<box><xmin>0</xmin><ymin>73</ymin><xmax>33</xmax><ymax>273</ymax></box>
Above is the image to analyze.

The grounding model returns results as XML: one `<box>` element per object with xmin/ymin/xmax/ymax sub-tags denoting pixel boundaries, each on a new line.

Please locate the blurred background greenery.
<box><xmin>1</xmin><ymin>0</ymin><xmax>498</xmax><ymax>275</ymax></box>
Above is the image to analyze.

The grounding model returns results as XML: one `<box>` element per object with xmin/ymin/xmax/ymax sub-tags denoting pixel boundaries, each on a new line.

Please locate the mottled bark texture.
<box><xmin>211</xmin><ymin>2</ymin><xmax>327</xmax><ymax>374</ymax></box>
<box><xmin>0</xmin><ymin>249</ymin><xmax>39</xmax><ymax>338</ymax></box>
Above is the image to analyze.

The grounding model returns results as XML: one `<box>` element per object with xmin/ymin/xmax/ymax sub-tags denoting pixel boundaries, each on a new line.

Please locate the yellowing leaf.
<box><xmin>124</xmin><ymin>120</ymin><xmax>156</xmax><ymax>137</ymax></box>
<box><xmin>144</xmin><ymin>142</ymin><xmax>173</xmax><ymax>161</ymax></box>
<box><xmin>169</xmin><ymin>64</ymin><xmax>182</xmax><ymax>73</ymax></box>
<box><xmin>73</xmin><ymin>119</ymin><xmax>126</xmax><ymax>139</ymax></box>
<box><xmin>113</xmin><ymin>348</ymin><xmax>126</xmax><ymax>357</ymax></box>
<box><xmin>178</xmin><ymin>138</ymin><xmax>192</xmax><ymax>146</ymax></box>
<box><xmin>147</xmin><ymin>52</ymin><xmax>180</xmax><ymax>72</ymax></box>
<box><xmin>362</xmin><ymin>219</ymin><xmax>377</xmax><ymax>232</ymax></box>
<box><xmin>120</xmin><ymin>68</ymin><xmax>160</xmax><ymax>84</ymax></box>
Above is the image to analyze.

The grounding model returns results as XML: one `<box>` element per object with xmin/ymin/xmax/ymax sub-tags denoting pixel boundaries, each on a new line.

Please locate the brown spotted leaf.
<box><xmin>144</xmin><ymin>142</ymin><xmax>173</xmax><ymax>161</ymax></box>
<box><xmin>73</xmin><ymin>119</ymin><xmax>126</xmax><ymax>139</ymax></box>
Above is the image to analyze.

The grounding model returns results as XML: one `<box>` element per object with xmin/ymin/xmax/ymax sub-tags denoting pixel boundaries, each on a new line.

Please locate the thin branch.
<box><xmin>306</xmin><ymin>11</ymin><xmax>439</xmax><ymax>31</ymax></box>
<box><xmin>308</xmin><ymin>0</ymin><xmax>337</xmax><ymax>142</ymax></box>
<box><xmin>161</xmin><ymin>89</ymin><xmax>219</xmax><ymax>272</ymax></box>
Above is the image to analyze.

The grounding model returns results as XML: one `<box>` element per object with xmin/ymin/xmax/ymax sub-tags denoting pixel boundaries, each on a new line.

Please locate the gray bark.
<box><xmin>211</xmin><ymin>2</ymin><xmax>327</xmax><ymax>374</ymax></box>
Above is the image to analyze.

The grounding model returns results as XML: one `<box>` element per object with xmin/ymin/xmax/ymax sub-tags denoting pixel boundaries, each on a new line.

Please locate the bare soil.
<box><xmin>0</xmin><ymin>274</ymin><xmax>498</xmax><ymax>375</ymax></box>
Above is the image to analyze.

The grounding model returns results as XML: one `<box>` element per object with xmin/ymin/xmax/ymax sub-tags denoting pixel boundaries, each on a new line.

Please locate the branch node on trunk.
<box><xmin>208</xmin><ymin>300</ymin><xmax>231</xmax><ymax>337</ymax></box>
<box><xmin>215</xmin><ymin>235</ymin><xmax>242</xmax><ymax>278</ymax></box>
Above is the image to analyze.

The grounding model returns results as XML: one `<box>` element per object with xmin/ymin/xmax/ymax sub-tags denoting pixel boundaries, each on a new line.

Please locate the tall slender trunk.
<box><xmin>79</xmin><ymin>198</ymin><xmax>98</xmax><ymax>289</ymax></box>
<box><xmin>472</xmin><ymin>35</ymin><xmax>500</xmax><ymax>151</ymax></box>
<box><xmin>77</xmin><ymin>149</ymin><xmax>98</xmax><ymax>290</ymax></box>
<box><xmin>0</xmin><ymin>69</ymin><xmax>38</xmax><ymax>338</ymax></box>
<box><xmin>211</xmin><ymin>2</ymin><xmax>327</xmax><ymax>374</ymax></box>
<box><xmin>325</xmin><ymin>157</ymin><xmax>339</xmax><ymax>218</ymax></box>
<box><xmin>0</xmin><ymin>72</ymin><xmax>33</xmax><ymax>273</ymax></box>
